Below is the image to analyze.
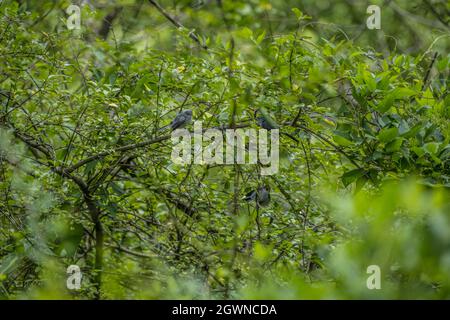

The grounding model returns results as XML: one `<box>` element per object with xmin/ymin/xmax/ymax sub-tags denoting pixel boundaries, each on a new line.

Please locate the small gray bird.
<box><xmin>255</xmin><ymin>108</ymin><xmax>279</xmax><ymax>130</ymax></box>
<box><xmin>256</xmin><ymin>116</ymin><xmax>279</xmax><ymax>130</ymax></box>
<box><xmin>255</xmin><ymin>109</ymin><xmax>298</xmax><ymax>143</ymax></box>
<box><xmin>170</xmin><ymin>109</ymin><xmax>192</xmax><ymax>130</ymax></box>
<box><xmin>244</xmin><ymin>186</ymin><xmax>271</xmax><ymax>207</ymax></box>
<box><xmin>161</xmin><ymin>110</ymin><xmax>192</xmax><ymax>131</ymax></box>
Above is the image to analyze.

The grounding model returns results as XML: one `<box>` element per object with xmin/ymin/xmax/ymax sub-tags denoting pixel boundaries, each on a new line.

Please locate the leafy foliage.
<box><xmin>0</xmin><ymin>0</ymin><xmax>449</xmax><ymax>299</ymax></box>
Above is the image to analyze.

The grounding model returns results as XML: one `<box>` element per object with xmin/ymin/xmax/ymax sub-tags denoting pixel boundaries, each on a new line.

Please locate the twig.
<box><xmin>147</xmin><ymin>0</ymin><xmax>207</xmax><ymax>49</ymax></box>
<box><xmin>98</xmin><ymin>6</ymin><xmax>123</xmax><ymax>40</ymax></box>
<box><xmin>421</xmin><ymin>51</ymin><xmax>438</xmax><ymax>92</ymax></box>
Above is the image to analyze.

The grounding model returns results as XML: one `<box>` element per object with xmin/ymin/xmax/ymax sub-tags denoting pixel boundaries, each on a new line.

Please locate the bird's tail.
<box><xmin>158</xmin><ymin>124</ymin><xmax>171</xmax><ymax>132</ymax></box>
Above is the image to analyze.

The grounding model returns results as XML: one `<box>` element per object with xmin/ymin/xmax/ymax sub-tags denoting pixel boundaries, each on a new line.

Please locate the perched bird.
<box><xmin>255</xmin><ymin>108</ymin><xmax>298</xmax><ymax>143</ymax></box>
<box><xmin>161</xmin><ymin>110</ymin><xmax>192</xmax><ymax>131</ymax></box>
<box><xmin>255</xmin><ymin>108</ymin><xmax>279</xmax><ymax>130</ymax></box>
<box><xmin>257</xmin><ymin>115</ymin><xmax>279</xmax><ymax>130</ymax></box>
<box><xmin>170</xmin><ymin>109</ymin><xmax>192</xmax><ymax>130</ymax></box>
<box><xmin>244</xmin><ymin>186</ymin><xmax>271</xmax><ymax>207</ymax></box>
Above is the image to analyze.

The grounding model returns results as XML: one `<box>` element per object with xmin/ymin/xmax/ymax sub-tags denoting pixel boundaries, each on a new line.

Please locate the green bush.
<box><xmin>0</xmin><ymin>0</ymin><xmax>448</xmax><ymax>299</ymax></box>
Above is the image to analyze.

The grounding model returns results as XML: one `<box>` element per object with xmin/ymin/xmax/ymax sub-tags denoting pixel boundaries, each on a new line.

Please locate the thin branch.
<box><xmin>65</xmin><ymin>123</ymin><xmax>250</xmax><ymax>174</ymax></box>
<box><xmin>98</xmin><ymin>6</ymin><xmax>123</xmax><ymax>40</ymax></box>
<box><xmin>421</xmin><ymin>51</ymin><xmax>438</xmax><ymax>92</ymax></box>
<box><xmin>147</xmin><ymin>0</ymin><xmax>207</xmax><ymax>49</ymax></box>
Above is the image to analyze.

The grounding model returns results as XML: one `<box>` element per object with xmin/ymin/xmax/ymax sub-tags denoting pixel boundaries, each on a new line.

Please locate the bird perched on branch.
<box><xmin>244</xmin><ymin>186</ymin><xmax>271</xmax><ymax>207</ymax></box>
<box><xmin>161</xmin><ymin>110</ymin><xmax>192</xmax><ymax>131</ymax></box>
<box><xmin>256</xmin><ymin>108</ymin><xmax>279</xmax><ymax>130</ymax></box>
<box><xmin>254</xmin><ymin>108</ymin><xmax>298</xmax><ymax>143</ymax></box>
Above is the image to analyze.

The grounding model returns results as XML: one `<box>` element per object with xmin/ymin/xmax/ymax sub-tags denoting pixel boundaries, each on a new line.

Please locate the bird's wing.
<box><xmin>171</xmin><ymin>114</ymin><xmax>186</xmax><ymax>129</ymax></box>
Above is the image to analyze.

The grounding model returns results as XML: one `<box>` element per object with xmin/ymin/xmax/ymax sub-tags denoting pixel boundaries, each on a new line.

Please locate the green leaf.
<box><xmin>378</xmin><ymin>127</ymin><xmax>398</xmax><ymax>143</ymax></box>
<box><xmin>291</xmin><ymin>8</ymin><xmax>303</xmax><ymax>20</ymax></box>
<box><xmin>341</xmin><ymin>168</ymin><xmax>364</xmax><ymax>187</ymax></box>
<box><xmin>355</xmin><ymin>176</ymin><xmax>368</xmax><ymax>192</ymax></box>
<box><xmin>386</xmin><ymin>138</ymin><xmax>404</xmax><ymax>153</ymax></box>
<box><xmin>423</xmin><ymin>142</ymin><xmax>440</xmax><ymax>155</ymax></box>
<box><xmin>377</xmin><ymin>88</ymin><xmax>416</xmax><ymax>113</ymax></box>
<box><xmin>412</xmin><ymin>146</ymin><xmax>425</xmax><ymax>157</ymax></box>
<box><xmin>255</xmin><ymin>30</ymin><xmax>266</xmax><ymax>45</ymax></box>
<box><xmin>254</xmin><ymin>242</ymin><xmax>272</xmax><ymax>261</ymax></box>
<box><xmin>333</xmin><ymin>135</ymin><xmax>353</xmax><ymax>147</ymax></box>
<box><xmin>239</xmin><ymin>27</ymin><xmax>253</xmax><ymax>39</ymax></box>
